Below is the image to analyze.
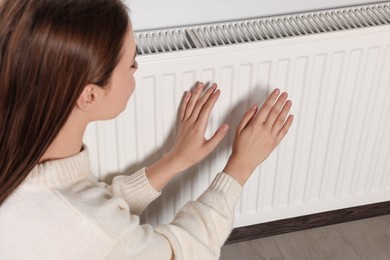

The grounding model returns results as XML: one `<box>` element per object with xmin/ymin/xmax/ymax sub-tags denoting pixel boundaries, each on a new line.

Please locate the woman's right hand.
<box><xmin>223</xmin><ymin>88</ymin><xmax>294</xmax><ymax>186</ymax></box>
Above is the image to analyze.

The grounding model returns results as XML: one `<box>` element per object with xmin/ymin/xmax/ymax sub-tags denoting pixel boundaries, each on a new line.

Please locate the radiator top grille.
<box><xmin>135</xmin><ymin>2</ymin><xmax>390</xmax><ymax>56</ymax></box>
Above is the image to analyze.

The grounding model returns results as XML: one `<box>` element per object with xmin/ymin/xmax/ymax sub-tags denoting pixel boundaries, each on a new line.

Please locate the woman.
<box><xmin>0</xmin><ymin>0</ymin><xmax>293</xmax><ymax>259</ymax></box>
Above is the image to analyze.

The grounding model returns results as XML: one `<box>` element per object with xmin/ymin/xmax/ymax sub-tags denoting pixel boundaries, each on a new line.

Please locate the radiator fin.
<box><xmin>135</xmin><ymin>2</ymin><xmax>390</xmax><ymax>55</ymax></box>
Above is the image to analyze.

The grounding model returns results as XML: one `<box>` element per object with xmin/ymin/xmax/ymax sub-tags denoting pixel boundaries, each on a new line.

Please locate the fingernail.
<box><xmin>274</xmin><ymin>88</ymin><xmax>280</xmax><ymax>95</ymax></box>
<box><xmin>250</xmin><ymin>104</ymin><xmax>258</xmax><ymax>110</ymax></box>
<box><xmin>222</xmin><ymin>124</ymin><xmax>229</xmax><ymax>131</ymax></box>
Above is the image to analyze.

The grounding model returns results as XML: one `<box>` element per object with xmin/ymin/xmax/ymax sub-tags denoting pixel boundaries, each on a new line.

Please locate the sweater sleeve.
<box><xmin>105</xmin><ymin>172</ymin><xmax>242</xmax><ymax>260</ymax></box>
<box><xmin>100</xmin><ymin>168</ymin><xmax>161</xmax><ymax>215</ymax></box>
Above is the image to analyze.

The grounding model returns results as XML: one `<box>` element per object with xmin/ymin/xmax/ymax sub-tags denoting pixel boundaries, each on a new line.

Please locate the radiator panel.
<box><xmin>84</xmin><ymin>24</ymin><xmax>390</xmax><ymax>227</ymax></box>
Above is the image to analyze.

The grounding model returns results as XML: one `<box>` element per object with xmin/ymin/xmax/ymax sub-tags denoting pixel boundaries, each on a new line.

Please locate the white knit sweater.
<box><xmin>0</xmin><ymin>146</ymin><xmax>242</xmax><ymax>259</ymax></box>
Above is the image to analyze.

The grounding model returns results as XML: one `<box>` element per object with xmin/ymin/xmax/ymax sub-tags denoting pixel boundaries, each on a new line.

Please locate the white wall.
<box><xmin>126</xmin><ymin>0</ymin><xmax>384</xmax><ymax>31</ymax></box>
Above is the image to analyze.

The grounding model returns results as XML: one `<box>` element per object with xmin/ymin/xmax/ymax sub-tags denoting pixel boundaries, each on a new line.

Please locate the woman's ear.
<box><xmin>76</xmin><ymin>84</ymin><xmax>98</xmax><ymax>111</ymax></box>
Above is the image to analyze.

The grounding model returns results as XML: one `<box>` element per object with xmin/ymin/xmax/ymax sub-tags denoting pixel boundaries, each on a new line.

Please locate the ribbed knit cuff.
<box><xmin>112</xmin><ymin>168</ymin><xmax>161</xmax><ymax>215</ymax></box>
<box><xmin>206</xmin><ymin>172</ymin><xmax>242</xmax><ymax>209</ymax></box>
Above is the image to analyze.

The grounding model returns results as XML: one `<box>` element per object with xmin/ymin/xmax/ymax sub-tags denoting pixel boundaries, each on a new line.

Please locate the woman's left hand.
<box><xmin>166</xmin><ymin>82</ymin><xmax>229</xmax><ymax>172</ymax></box>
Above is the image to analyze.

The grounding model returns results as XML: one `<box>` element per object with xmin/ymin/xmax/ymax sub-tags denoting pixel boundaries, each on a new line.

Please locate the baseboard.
<box><xmin>225</xmin><ymin>200</ymin><xmax>390</xmax><ymax>244</ymax></box>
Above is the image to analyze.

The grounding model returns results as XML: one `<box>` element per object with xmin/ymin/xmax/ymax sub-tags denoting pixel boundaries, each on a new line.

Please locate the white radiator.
<box><xmin>84</xmin><ymin>2</ymin><xmax>390</xmax><ymax>228</ymax></box>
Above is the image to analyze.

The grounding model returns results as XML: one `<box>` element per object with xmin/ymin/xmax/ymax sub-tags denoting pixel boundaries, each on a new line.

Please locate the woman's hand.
<box><xmin>146</xmin><ymin>82</ymin><xmax>228</xmax><ymax>191</ymax></box>
<box><xmin>223</xmin><ymin>88</ymin><xmax>294</xmax><ymax>186</ymax></box>
<box><xmin>166</xmin><ymin>82</ymin><xmax>229</xmax><ymax>172</ymax></box>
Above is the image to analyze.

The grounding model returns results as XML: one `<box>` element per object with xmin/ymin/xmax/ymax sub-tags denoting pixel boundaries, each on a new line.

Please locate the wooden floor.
<box><xmin>221</xmin><ymin>214</ymin><xmax>390</xmax><ymax>260</ymax></box>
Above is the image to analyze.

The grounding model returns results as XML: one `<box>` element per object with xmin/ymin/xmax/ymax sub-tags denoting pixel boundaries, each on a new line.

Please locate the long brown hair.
<box><xmin>0</xmin><ymin>0</ymin><xmax>129</xmax><ymax>204</ymax></box>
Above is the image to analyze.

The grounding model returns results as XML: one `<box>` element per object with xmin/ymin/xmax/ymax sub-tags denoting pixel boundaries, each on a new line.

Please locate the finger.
<box><xmin>272</xmin><ymin>100</ymin><xmax>292</xmax><ymax>136</ymax></box>
<box><xmin>180</xmin><ymin>91</ymin><xmax>191</xmax><ymax>122</ymax></box>
<box><xmin>264</xmin><ymin>92</ymin><xmax>288</xmax><ymax>129</ymax></box>
<box><xmin>276</xmin><ymin>114</ymin><xmax>294</xmax><ymax>144</ymax></box>
<box><xmin>196</xmin><ymin>89</ymin><xmax>220</xmax><ymax>127</ymax></box>
<box><xmin>190</xmin><ymin>83</ymin><xmax>218</xmax><ymax>121</ymax></box>
<box><xmin>184</xmin><ymin>82</ymin><xmax>204</xmax><ymax>120</ymax></box>
<box><xmin>254</xmin><ymin>88</ymin><xmax>280</xmax><ymax>124</ymax></box>
<box><xmin>204</xmin><ymin>124</ymin><xmax>229</xmax><ymax>152</ymax></box>
<box><xmin>237</xmin><ymin>104</ymin><xmax>258</xmax><ymax>133</ymax></box>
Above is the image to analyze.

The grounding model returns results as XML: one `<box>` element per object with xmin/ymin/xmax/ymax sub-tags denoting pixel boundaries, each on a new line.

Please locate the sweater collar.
<box><xmin>26</xmin><ymin>145</ymin><xmax>92</xmax><ymax>187</ymax></box>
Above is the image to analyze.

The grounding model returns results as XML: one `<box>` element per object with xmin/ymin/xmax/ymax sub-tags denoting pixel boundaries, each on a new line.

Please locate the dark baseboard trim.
<box><xmin>225</xmin><ymin>200</ymin><xmax>390</xmax><ymax>244</ymax></box>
